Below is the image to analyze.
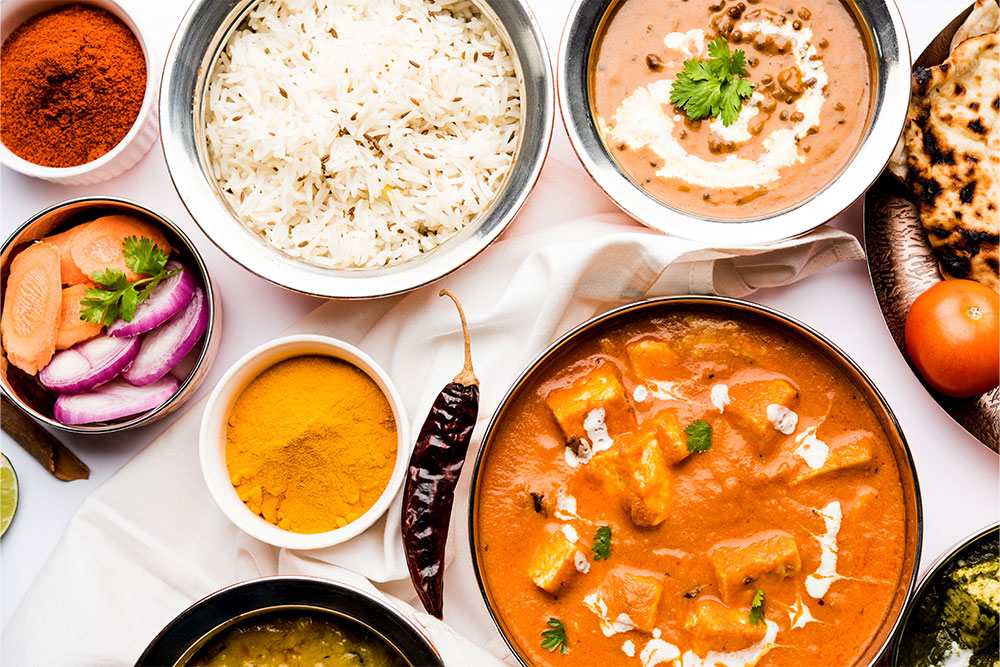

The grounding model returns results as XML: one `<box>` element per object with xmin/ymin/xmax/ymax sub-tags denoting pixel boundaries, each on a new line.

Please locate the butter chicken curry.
<box><xmin>476</xmin><ymin>309</ymin><xmax>908</xmax><ymax>666</ymax></box>
<box><xmin>591</xmin><ymin>0</ymin><xmax>872</xmax><ymax>218</ymax></box>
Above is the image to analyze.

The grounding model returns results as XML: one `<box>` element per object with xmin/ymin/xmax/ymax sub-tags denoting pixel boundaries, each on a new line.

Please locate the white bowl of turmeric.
<box><xmin>199</xmin><ymin>334</ymin><xmax>409</xmax><ymax>550</ymax></box>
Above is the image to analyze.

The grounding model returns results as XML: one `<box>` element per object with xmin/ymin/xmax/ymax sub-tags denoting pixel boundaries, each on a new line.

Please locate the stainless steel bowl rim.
<box><xmin>467</xmin><ymin>294</ymin><xmax>923</xmax><ymax>666</ymax></box>
<box><xmin>890</xmin><ymin>523</ymin><xmax>999</xmax><ymax>666</ymax></box>
<box><xmin>160</xmin><ymin>0</ymin><xmax>554</xmax><ymax>299</ymax></box>
<box><xmin>135</xmin><ymin>575</ymin><xmax>443</xmax><ymax>667</ymax></box>
<box><xmin>0</xmin><ymin>196</ymin><xmax>218</xmax><ymax>434</ymax></box>
<box><xmin>557</xmin><ymin>0</ymin><xmax>911</xmax><ymax>245</ymax></box>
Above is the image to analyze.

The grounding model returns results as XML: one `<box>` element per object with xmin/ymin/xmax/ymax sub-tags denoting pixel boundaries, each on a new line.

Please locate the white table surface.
<box><xmin>1</xmin><ymin>0</ymin><xmax>996</xmax><ymax>644</ymax></box>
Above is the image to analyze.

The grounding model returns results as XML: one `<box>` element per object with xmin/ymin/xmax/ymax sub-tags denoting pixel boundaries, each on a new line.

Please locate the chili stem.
<box><xmin>439</xmin><ymin>289</ymin><xmax>478</xmax><ymax>387</ymax></box>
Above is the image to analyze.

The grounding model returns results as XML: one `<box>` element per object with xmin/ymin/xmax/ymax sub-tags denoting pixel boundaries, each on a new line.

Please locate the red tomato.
<box><xmin>905</xmin><ymin>279</ymin><xmax>999</xmax><ymax>397</ymax></box>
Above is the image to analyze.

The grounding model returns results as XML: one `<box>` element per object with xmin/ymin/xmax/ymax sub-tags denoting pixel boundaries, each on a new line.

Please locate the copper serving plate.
<box><xmin>468</xmin><ymin>296</ymin><xmax>923</xmax><ymax>667</ymax></box>
<box><xmin>863</xmin><ymin>5</ymin><xmax>999</xmax><ymax>453</ymax></box>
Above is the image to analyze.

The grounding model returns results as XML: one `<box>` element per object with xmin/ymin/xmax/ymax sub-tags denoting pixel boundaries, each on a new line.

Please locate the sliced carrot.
<box><xmin>44</xmin><ymin>226</ymin><xmax>91</xmax><ymax>286</ymax></box>
<box><xmin>55</xmin><ymin>283</ymin><xmax>104</xmax><ymax>350</ymax></box>
<box><xmin>1</xmin><ymin>242</ymin><xmax>62</xmax><ymax>375</ymax></box>
<box><xmin>69</xmin><ymin>215</ymin><xmax>173</xmax><ymax>283</ymax></box>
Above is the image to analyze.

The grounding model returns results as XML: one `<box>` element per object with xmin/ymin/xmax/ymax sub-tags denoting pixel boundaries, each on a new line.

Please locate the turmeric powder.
<box><xmin>225</xmin><ymin>355</ymin><xmax>397</xmax><ymax>534</ymax></box>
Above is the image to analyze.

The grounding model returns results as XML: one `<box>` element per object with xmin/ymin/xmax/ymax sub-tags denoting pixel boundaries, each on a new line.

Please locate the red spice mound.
<box><xmin>1</xmin><ymin>4</ymin><xmax>147</xmax><ymax>168</ymax></box>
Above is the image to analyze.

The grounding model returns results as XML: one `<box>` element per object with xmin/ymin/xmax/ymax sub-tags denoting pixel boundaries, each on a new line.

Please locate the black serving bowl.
<box><xmin>136</xmin><ymin>577</ymin><xmax>443</xmax><ymax>667</ymax></box>
<box><xmin>891</xmin><ymin>523</ymin><xmax>999</xmax><ymax>667</ymax></box>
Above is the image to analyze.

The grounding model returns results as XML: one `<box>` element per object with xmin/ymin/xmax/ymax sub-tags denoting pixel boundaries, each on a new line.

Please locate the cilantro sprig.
<box><xmin>592</xmin><ymin>525</ymin><xmax>612</xmax><ymax>561</ymax></box>
<box><xmin>684</xmin><ymin>419</ymin><xmax>713</xmax><ymax>453</ymax></box>
<box><xmin>748</xmin><ymin>589</ymin><xmax>766</xmax><ymax>626</ymax></box>
<box><xmin>541</xmin><ymin>617</ymin><xmax>569</xmax><ymax>654</ymax></box>
<box><xmin>80</xmin><ymin>237</ymin><xmax>178</xmax><ymax>326</ymax></box>
<box><xmin>670</xmin><ymin>37</ymin><xmax>755</xmax><ymax>127</ymax></box>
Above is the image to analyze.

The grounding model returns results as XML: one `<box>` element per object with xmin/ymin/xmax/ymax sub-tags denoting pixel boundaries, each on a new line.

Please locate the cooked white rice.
<box><xmin>205</xmin><ymin>0</ymin><xmax>521</xmax><ymax>269</ymax></box>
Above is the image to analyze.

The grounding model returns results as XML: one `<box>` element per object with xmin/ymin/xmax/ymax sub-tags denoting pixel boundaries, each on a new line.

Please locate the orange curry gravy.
<box><xmin>476</xmin><ymin>311</ymin><xmax>907</xmax><ymax>666</ymax></box>
<box><xmin>591</xmin><ymin>0</ymin><xmax>871</xmax><ymax>218</ymax></box>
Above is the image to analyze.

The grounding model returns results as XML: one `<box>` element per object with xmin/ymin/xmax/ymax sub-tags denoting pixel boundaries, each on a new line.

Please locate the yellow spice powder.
<box><xmin>225</xmin><ymin>355</ymin><xmax>397</xmax><ymax>534</ymax></box>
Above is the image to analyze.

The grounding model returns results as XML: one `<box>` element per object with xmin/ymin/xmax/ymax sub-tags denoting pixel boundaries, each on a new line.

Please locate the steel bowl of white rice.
<box><xmin>160</xmin><ymin>0</ymin><xmax>552</xmax><ymax>298</ymax></box>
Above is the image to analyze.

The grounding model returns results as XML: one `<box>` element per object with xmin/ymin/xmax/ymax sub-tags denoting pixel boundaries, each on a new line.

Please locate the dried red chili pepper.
<box><xmin>402</xmin><ymin>289</ymin><xmax>479</xmax><ymax>619</ymax></box>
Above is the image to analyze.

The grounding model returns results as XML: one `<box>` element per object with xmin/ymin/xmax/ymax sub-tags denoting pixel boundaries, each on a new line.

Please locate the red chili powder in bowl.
<box><xmin>0</xmin><ymin>3</ymin><xmax>147</xmax><ymax>168</ymax></box>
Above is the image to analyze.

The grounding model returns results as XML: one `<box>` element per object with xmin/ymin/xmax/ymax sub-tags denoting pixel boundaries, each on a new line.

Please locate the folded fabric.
<box><xmin>1</xmin><ymin>159</ymin><xmax>864</xmax><ymax>666</ymax></box>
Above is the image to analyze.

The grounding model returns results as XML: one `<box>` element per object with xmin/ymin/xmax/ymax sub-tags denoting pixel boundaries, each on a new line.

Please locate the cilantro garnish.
<box><xmin>79</xmin><ymin>237</ymin><xmax>178</xmax><ymax>326</ymax></box>
<box><xmin>592</xmin><ymin>525</ymin><xmax>612</xmax><ymax>561</ymax></box>
<box><xmin>541</xmin><ymin>617</ymin><xmax>569</xmax><ymax>654</ymax></box>
<box><xmin>684</xmin><ymin>419</ymin><xmax>713</xmax><ymax>453</ymax></box>
<box><xmin>669</xmin><ymin>37</ymin><xmax>755</xmax><ymax>127</ymax></box>
<box><xmin>748</xmin><ymin>589</ymin><xmax>766</xmax><ymax>626</ymax></box>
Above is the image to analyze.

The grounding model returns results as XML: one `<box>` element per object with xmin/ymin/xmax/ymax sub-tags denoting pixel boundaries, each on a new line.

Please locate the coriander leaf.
<box><xmin>592</xmin><ymin>525</ymin><xmax>612</xmax><ymax>561</ymax></box>
<box><xmin>90</xmin><ymin>268</ymin><xmax>130</xmax><ymax>291</ymax></box>
<box><xmin>123</xmin><ymin>236</ymin><xmax>169</xmax><ymax>276</ymax></box>
<box><xmin>120</xmin><ymin>286</ymin><xmax>140</xmax><ymax>323</ymax></box>
<box><xmin>684</xmin><ymin>419</ymin><xmax>713</xmax><ymax>453</ymax></box>
<box><xmin>541</xmin><ymin>618</ymin><xmax>569</xmax><ymax>654</ymax></box>
<box><xmin>670</xmin><ymin>37</ymin><xmax>755</xmax><ymax>126</ymax></box>
<box><xmin>78</xmin><ymin>239</ymin><xmax>178</xmax><ymax>324</ymax></box>
<box><xmin>748</xmin><ymin>589</ymin><xmax>766</xmax><ymax>626</ymax></box>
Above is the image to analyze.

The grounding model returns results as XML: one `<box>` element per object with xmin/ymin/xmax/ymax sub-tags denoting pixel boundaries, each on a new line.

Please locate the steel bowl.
<box><xmin>468</xmin><ymin>295</ymin><xmax>922</xmax><ymax>666</ymax></box>
<box><xmin>136</xmin><ymin>576</ymin><xmax>443</xmax><ymax>667</ymax></box>
<box><xmin>558</xmin><ymin>0</ymin><xmax>910</xmax><ymax>245</ymax></box>
<box><xmin>0</xmin><ymin>198</ymin><xmax>221</xmax><ymax>434</ymax></box>
<box><xmin>891</xmin><ymin>523</ymin><xmax>998</xmax><ymax>666</ymax></box>
<box><xmin>160</xmin><ymin>0</ymin><xmax>553</xmax><ymax>299</ymax></box>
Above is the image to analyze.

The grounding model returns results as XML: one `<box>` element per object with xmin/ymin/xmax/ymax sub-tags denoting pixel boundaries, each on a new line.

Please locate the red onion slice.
<box><xmin>54</xmin><ymin>376</ymin><xmax>180</xmax><ymax>425</ymax></box>
<box><xmin>39</xmin><ymin>334</ymin><xmax>140</xmax><ymax>394</ymax></box>
<box><xmin>122</xmin><ymin>287</ymin><xmax>209</xmax><ymax>387</ymax></box>
<box><xmin>107</xmin><ymin>262</ymin><xmax>196</xmax><ymax>338</ymax></box>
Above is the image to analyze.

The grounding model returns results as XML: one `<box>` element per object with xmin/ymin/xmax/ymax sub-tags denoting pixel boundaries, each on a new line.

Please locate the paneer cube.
<box><xmin>642</xmin><ymin>409</ymin><xmax>690</xmax><ymax>466</ymax></box>
<box><xmin>685</xmin><ymin>599</ymin><xmax>768</xmax><ymax>655</ymax></box>
<box><xmin>584</xmin><ymin>428</ymin><xmax>673</xmax><ymax>527</ymax></box>
<box><xmin>528</xmin><ymin>530</ymin><xmax>580</xmax><ymax>595</ymax></box>
<box><xmin>710</xmin><ymin>533</ymin><xmax>801</xmax><ymax>603</ymax></box>
<box><xmin>615</xmin><ymin>430</ymin><xmax>673</xmax><ymax>527</ymax></box>
<box><xmin>792</xmin><ymin>435</ymin><xmax>874</xmax><ymax>485</ymax></box>
<box><xmin>626</xmin><ymin>338</ymin><xmax>681</xmax><ymax>381</ymax></box>
<box><xmin>545</xmin><ymin>362</ymin><xmax>635</xmax><ymax>441</ymax></box>
<box><xmin>725</xmin><ymin>379</ymin><xmax>798</xmax><ymax>440</ymax></box>
<box><xmin>596</xmin><ymin>568</ymin><xmax>664</xmax><ymax>633</ymax></box>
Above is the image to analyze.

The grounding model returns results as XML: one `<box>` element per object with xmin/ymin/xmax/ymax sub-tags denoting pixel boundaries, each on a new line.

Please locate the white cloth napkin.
<box><xmin>1</xmin><ymin>160</ymin><xmax>864</xmax><ymax>667</ymax></box>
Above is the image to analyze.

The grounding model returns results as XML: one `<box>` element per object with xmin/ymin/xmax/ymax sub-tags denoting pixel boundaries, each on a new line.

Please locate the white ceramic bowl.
<box><xmin>0</xmin><ymin>0</ymin><xmax>158</xmax><ymax>185</ymax></box>
<box><xmin>199</xmin><ymin>335</ymin><xmax>410</xmax><ymax>550</ymax></box>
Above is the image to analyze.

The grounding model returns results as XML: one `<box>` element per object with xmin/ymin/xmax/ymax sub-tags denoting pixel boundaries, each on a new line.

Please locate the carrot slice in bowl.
<box><xmin>55</xmin><ymin>283</ymin><xmax>104</xmax><ymax>350</ymax></box>
<box><xmin>44</xmin><ymin>226</ymin><xmax>91</xmax><ymax>286</ymax></box>
<box><xmin>69</xmin><ymin>215</ymin><xmax>173</xmax><ymax>283</ymax></box>
<box><xmin>1</xmin><ymin>242</ymin><xmax>62</xmax><ymax>375</ymax></box>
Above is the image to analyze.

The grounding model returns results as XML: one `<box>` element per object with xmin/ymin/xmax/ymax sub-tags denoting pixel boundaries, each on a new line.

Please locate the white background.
<box><xmin>1</xmin><ymin>0</ymin><xmax>996</xmax><ymax>640</ymax></box>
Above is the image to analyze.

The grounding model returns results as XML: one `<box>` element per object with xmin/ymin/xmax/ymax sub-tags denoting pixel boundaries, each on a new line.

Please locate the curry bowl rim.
<box><xmin>198</xmin><ymin>333</ymin><xmax>411</xmax><ymax>550</ymax></box>
<box><xmin>556</xmin><ymin>0</ymin><xmax>912</xmax><ymax>245</ymax></box>
<box><xmin>158</xmin><ymin>0</ymin><xmax>554</xmax><ymax>300</ymax></box>
<box><xmin>0</xmin><ymin>196</ymin><xmax>219</xmax><ymax>435</ymax></box>
<box><xmin>135</xmin><ymin>575</ymin><xmax>444</xmax><ymax>667</ymax></box>
<box><xmin>467</xmin><ymin>294</ymin><xmax>923</xmax><ymax>666</ymax></box>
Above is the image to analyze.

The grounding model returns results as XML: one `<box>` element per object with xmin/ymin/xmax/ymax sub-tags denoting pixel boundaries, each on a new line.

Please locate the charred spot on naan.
<box><xmin>902</xmin><ymin>32</ymin><xmax>999</xmax><ymax>291</ymax></box>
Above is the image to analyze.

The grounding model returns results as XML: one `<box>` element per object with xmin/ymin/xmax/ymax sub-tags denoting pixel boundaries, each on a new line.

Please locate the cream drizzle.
<box><xmin>794</xmin><ymin>425</ymin><xmax>829</xmax><ymax>469</ymax></box>
<box><xmin>805</xmin><ymin>501</ymin><xmax>843</xmax><ymax>599</ymax></box>
<box><xmin>766</xmin><ymin>404</ymin><xmax>798</xmax><ymax>435</ymax></box>
<box><xmin>711</xmin><ymin>383</ymin><xmax>731</xmax><ymax>412</ymax></box>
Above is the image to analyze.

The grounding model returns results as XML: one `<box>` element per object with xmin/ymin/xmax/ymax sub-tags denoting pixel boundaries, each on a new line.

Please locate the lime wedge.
<box><xmin>1</xmin><ymin>453</ymin><xmax>18</xmax><ymax>537</ymax></box>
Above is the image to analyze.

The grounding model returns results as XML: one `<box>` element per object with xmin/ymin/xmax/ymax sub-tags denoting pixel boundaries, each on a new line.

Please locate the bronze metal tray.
<box><xmin>863</xmin><ymin>5</ymin><xmax>999</xmax><ymax>452</ymax></box>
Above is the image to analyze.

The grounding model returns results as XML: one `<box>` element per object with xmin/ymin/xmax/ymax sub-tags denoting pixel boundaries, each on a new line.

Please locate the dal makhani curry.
<box><xmin>476</xmin><ymin>310</ymin><xmax>909</xmax><ymax>666</ymax></box>
<box><xmin>591</xmin><ymin>0</ymin><xmax>872</xmax><ymax>218</ymax></box>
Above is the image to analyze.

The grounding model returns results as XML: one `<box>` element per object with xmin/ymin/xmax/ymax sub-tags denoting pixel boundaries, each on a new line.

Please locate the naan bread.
<box><xmin>951</xmin><ymin>0</ymin><xmax>1000</xmax><ymax>51</ymax></box>
<box><xmin>887</xmin><ymin>0</ymin><xmax>1000</xmax><ymax>181</ymax></box>
<box><xmin>903</xmin><ymin>32</ymin><xmax>999</xmax><ymax>291</ymax></box>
